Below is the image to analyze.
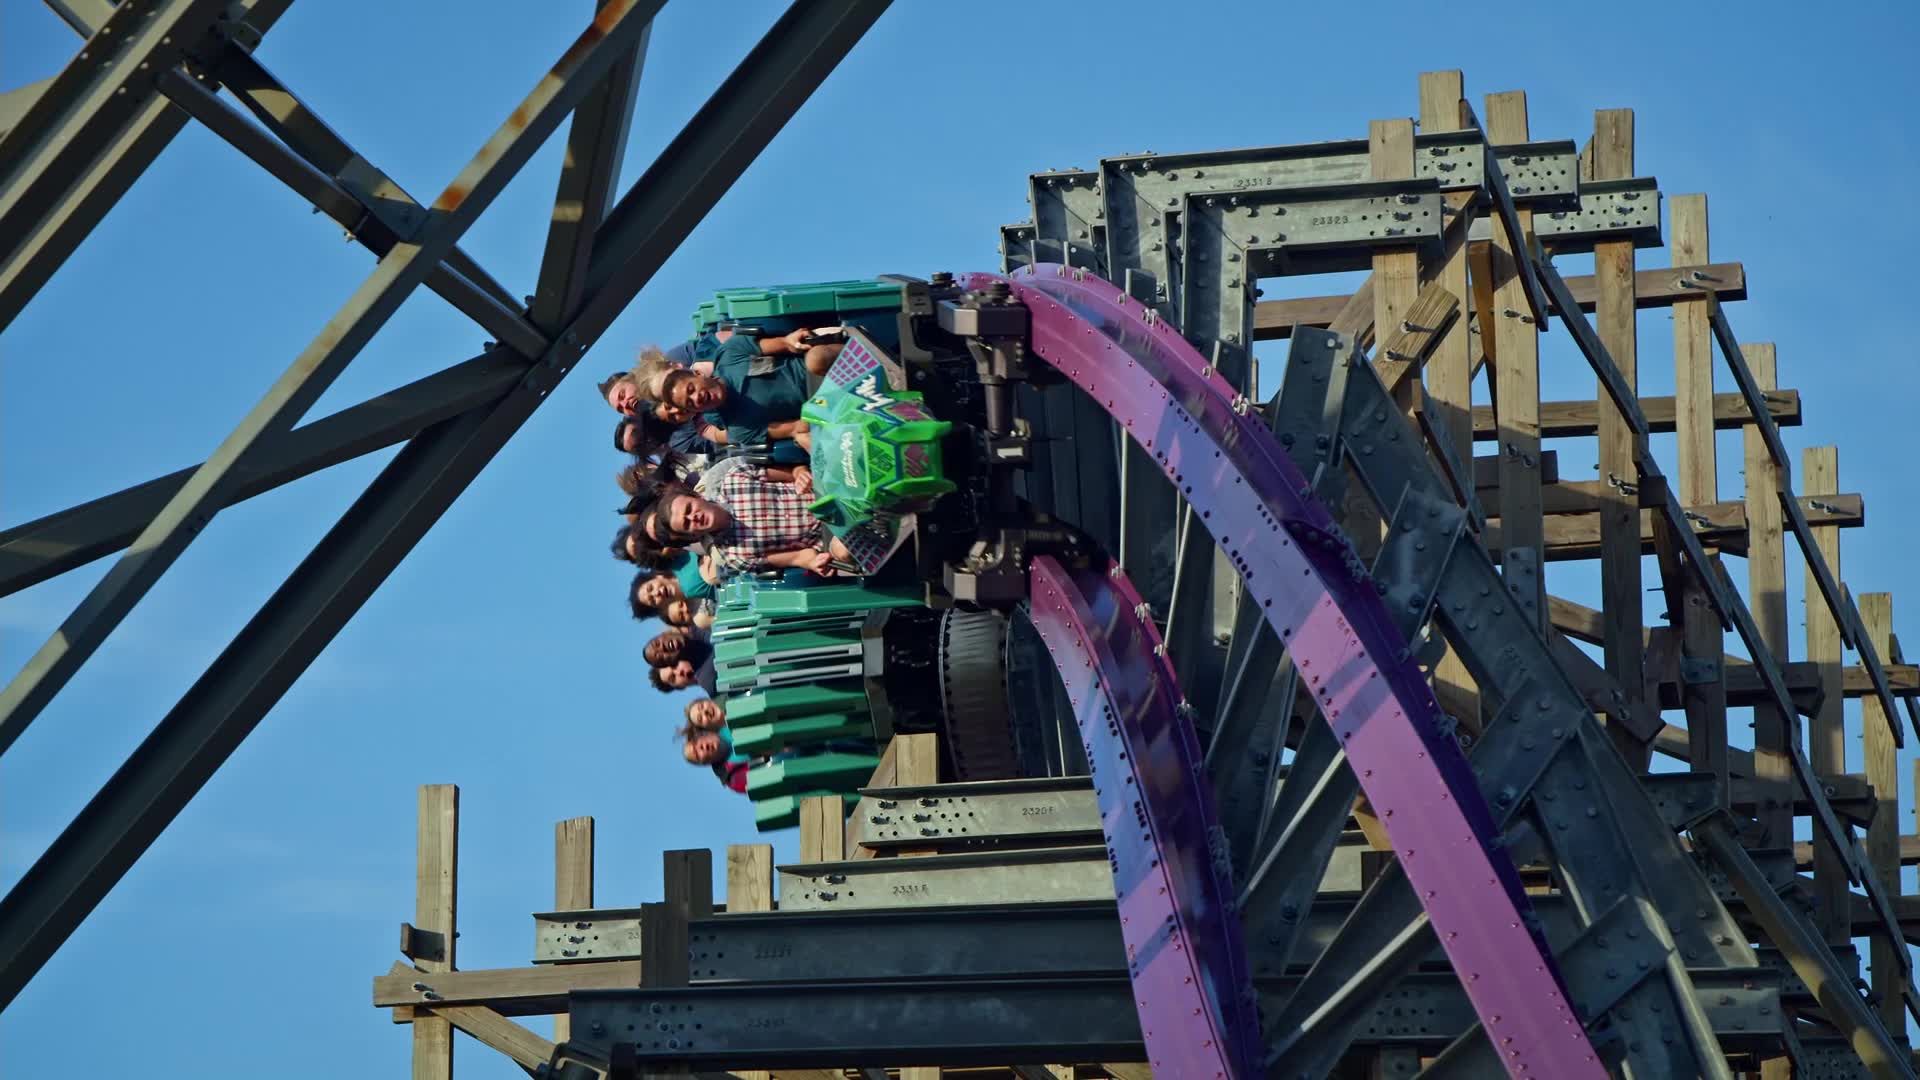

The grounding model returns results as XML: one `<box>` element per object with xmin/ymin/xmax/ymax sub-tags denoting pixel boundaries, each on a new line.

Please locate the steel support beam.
<box><xmin>0</xmin><ymin>0</ymin><xmax>891</xmax><ymax>1007</ymax></box>
<box><xmin>0</xmin><ymin>0</ymin><xmax>662</xmax><ymax>748</ymax></box>
<box><xmin>0</xmin><ymin>0</ymin><xmax>295</xmax><ymax>329</ymax></box>
<box><xmin>0</xmin><ymin>350</ymin><xmax>521</xmax><ymax>603</ymax></box>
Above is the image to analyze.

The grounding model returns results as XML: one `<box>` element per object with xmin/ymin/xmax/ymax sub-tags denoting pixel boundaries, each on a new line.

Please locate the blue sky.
<box><xmin>3</xmin><ymin>0</ymin><xmax>1919</xmax><ymax>1074</ymax></box>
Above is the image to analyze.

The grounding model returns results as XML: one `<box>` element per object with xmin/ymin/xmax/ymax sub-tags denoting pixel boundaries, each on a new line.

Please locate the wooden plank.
<box><xmin>414</xmin><ymin>785</ymin><xmax>457</xmax><ymax>1080</ymax></box>
<box><xmin>376</xmin><ymin>960</ymin><xmax>646</xmax><ymax>1014</ymax></box>
<box><xmin>725</xmin><ymin>844</ymin><xmax>775</xmax><ymax>913</ymax></box>
<box><xmin>799</xmin><ymin>796</ymin><xmax>846</xmax><ymax>863</ymax></box>
<box><xmin>1482</xmin><ymin>494</ymin><xmax>1861</xmax><ymax>561</ymax></box>
<box><xmin>1484</xmin><ymin>90</ymin><xmax>1543</xmax><ymax>629</ymax></box>
<box><xmin>1590</xmin><ymin>107</ymin><xmax>1644</xmax><ymax>768</ymax></box>
<box><xmin>1668</xmin><ymin>192</ymin><xmax>1728</xmax><ymax>807</ymax></box>
<box><xmin>1671</xmin><ymin>195</ymin><xmax>1717</xmax><ymax>503</ymax></box>
<box><xmin>1417</xmin><ymin>70</ymin><xmax>1480</xmax><ymax>746</ymax></box>
<box><xmin>1372</xmin><ymin>283</ymin><xmax>1461</xmax><ymax>397</ymax></box>
<box><xmin>553</xmin><ymin>817</ymin><xmax>593</xmax><ymax>1043</ymax></box>
<box><xmin>1470</xmin><ymin>389</ymin><xmax>1799</xmax><ymax>440</ymax></box>
<box><xmin>896</xmin><ymin>732</ymin><xmax>940</xmax><ymax>787</ymax></box>
<box><xmin>1554</xmin><ymin>593</ymin><xmax>1919</xmax><ymax>703</ymax></box>
<box><xmin>1252</xmin><ymin>260</ymin><xmax>1749</xmax><ymax>339</ymax></box>
<box><xmin>1744</xmin><ymin>342</ymin><xmax>1791</xmax><ymax>847</ymax></box>
<box><xmin>1497</xmin><ymin>491</ymin><xmax>1858</xmax><ymax>557</ymax></box>
<box><xmin>1653</xmin><ymin>724</ymin><xmax>1755</xmax><ymax>777</ymax></box>
<box><xmin>1480</xmin><ymin>482</ymin><xmax>1860</xmax><ymax>525</ymax></box>
<box><xmin>1796</xmin><ymin>832</ymin><xmax>1920</xmax><ymax>869</ymax></box>
<box><xmin>433</xmin><ymin>1004</ymin><xmax>557</xmax><ymax>1071</ymax></box>
<box><xmin>726</xmin><ymin>845</ymin><xmax>776</xmax><ymax>1080</ymax></box>
<box><xmin>1370</xmin><ymin>117</ymin><xmax>1420</xmax><ymax>416</ymax></box>
<box><xmin>848</xmin><ymin>736</ymin><xmax>901</xmax><ymax>860</ymax></box>
<box><xmin>1860</xmin><ymin>593</ymin><xmax>1903</xmax><ymax>1037</ymax></box>
<box><xmin>1802</xmin><ymin>448</ymin><xmax>1848</xmax><ymax>943</ymax></box>
<box><xmin>663</xmin><ymin>849</ymin><xmax>714</xmax><ymax>918</ymax></box>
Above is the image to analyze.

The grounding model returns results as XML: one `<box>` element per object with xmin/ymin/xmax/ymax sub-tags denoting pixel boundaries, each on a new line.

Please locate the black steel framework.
<box><xmin>0</xmin><ymin>0</ymin><xmax>892</xmax><ymax>1008</ymax></box>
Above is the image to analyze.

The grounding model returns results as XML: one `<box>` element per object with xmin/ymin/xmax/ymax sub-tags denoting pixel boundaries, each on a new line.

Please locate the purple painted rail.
<box><xmin>984</xmin><ymin>265</ymin><xmax>1602</xmax><ymax>1078</ymax></box>
<box><xmin>1028</xmin><ymin>555</ymin><xmax>1260</xmax><ymax>1079</ymax></box>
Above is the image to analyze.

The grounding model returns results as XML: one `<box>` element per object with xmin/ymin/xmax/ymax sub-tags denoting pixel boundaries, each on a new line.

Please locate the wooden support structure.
<box><xmin>1860</xmin><ymin>594</ymin><xmax>1905</xmax><ymax>1039</ymax></box>
<box><xmin>1483</xmin><ymin>89</ymin><xmax>1544</xmax><ymax>629</ymax></box>
<box><xmin>1590</xmin><ymin>107</ymin><xmax>1646</xmax><ymax>768</ymax></box>
<box><xmin>414</xmin><ymin>785</ymin><xmax>457</xmax><ymax>1080</ymax></box>
<box><xmin>554</xmin><ymin>816</ymin><xmax>593</xmax><ymax>1043</ymax></box>
<box><xmin>1253</xmin><ymin>261</ymin><xmax>1750</xmax><ymax>340</ymax></box>
<box><xmin>1805</xmin><ymin>448</ymin><xmax>1849</xmax><ymax>945</ymax></box>
<box><xmin>1419</xmin><ymin>69</ymin><xmax>1481</xmax><ymax>741</ymax></box>
<box><xmin>1744</xmin><ymin>342</ymin><xmax>1793</xmax><ymax>849</ymax></box>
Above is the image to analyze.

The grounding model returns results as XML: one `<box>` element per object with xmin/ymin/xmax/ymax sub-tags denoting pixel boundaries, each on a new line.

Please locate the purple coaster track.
<box><xmin>981</xmin><ymin>265</ymin><xmax>1603</xmax><ymax>1079</ymax></box>
<box><xmin>1028</xmin><ymin>554</ymin><xmax>1260</xmax><ymax>1079</ymax></box>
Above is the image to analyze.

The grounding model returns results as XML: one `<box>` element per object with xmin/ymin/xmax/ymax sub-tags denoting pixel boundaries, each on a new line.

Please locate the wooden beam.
<box><xmin>1796</xmin><ymin>833</ymin><xmax>1920</xmax><ymax>870</ymax></box>
<box><xmin>1373</xmin><ymin>283</ymin><xmax>1461</xmax><ymax>398</ymax></box>
<box><xmin>553</xmin><ymin>817</ymin><xmax>593</xmax><ymax>1043</ymax></box>
<box><xmin>1589</xmin><ymin>107</ymin><xmax>1644</xmax><ymax>768</ymax></box>
<box><xmin>1481</xmin><ymin>482</ymin><xmax>1860</xmax><ymax>526</ymax></box>
<box><xmin>1484</xmin><ymin>89</ymin><xmax>1544</xmax><ymax>629</ymax></box>
<box><xmin>414</xmin><ymin>785</ymin><xmax>458</xmax><ymax>1080</ymax></box>
<box><xmin>1551</xmin><ymin>594</ymin><xmax>1920</xmax><ymax>703</ymax></box>
<box><xmin>1418</xmin><ymin>70</ymin><xmax>1481</xmax><ymax>742</ymax></box>
<box><xmin>1653</xmin><ymin>724</ymin><xmax>1755</xmax><ymax>777</ymax></box>
<box><xmin>433</xmin><ymin>1004</ymin><xmax>557</xmax><ymax>1071</ymax></box>
<box><xmin>800</xmin><ymin>796</ymin><xmax>847</xmax><ymax>863</ymax></box>
<box><xmin>1803</xmin><ymin>448</ymin><xmax>1849</xmax><ymax>944</ymax></box>
<box><xmin>1744</xmin><ymin>343</ymin><xmax>1791</xmax><ymax>848</ymax></box>
<box><xmin>1674</xmin><ymin>215</ymin><xmax>1731</xmax><ymax>803</ymax></box>
<box><xmin>1252</xmin><ymin>261</ymin><xmax>1748</xmax><ymax>339</ymax></box>
<box><xmin>726</xmin><ymin>844</ymin><xmax>775</xmax><ymax>914</ymax></box>
<box><xmin>896</xmin><ymin>732</ymin><xmax>939</xmax><ymax>787</ymax></box>
<box><xmin>1860</xmin><ymin>593</ymin><xmax>1904</xmax><ymax>1037</ymax></box>
<box><xmin>376</xmin><ymin>960</ymin><xmax>646</xmax><ymax>1015</ymax></box>
<box><xmin>663</xmin><ymin>849</ymin><xmax>714</xmax><ymax>918</ymax></box>
<box><xmin>848</xmin><ymin>735</ymin><xmax>902</xmax><ymax>859</ymax></box>
<box><xmin>725</xmin><ymin>843</ymin><xmax>777</xmax><ymax>1080</ymax></box>
<box><xmin>1483</xmin><ymin>494</ymin><xmax>1862</xmax><ymax>562</ymax></box>
<box><xmin>1470</xmin><ymin>389</ymin><xmax>1800</xmax><ymax>441</ymax></box>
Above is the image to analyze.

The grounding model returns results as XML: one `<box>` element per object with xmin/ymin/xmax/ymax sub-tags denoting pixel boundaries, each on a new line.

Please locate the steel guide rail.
<box><xmin>1526</xmin><ymin>253</ymin><xmax>1919</xmax><ymax>1011</ymax></box>
<box><xmin>1704</xmin><ymin>296</ymin><xmax>1910</xmax><ymax>746</ymax></box>
<box><xmin>977</xmin><ymin>265</ymin><xmax>1600</xmax><ymax>1078</ymax></box>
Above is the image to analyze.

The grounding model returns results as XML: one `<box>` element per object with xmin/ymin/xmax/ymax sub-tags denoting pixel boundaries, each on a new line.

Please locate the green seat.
<box><xmin>746</xmin><ymin>751</ymin><xmax>882</xmax><ymax>800</ymax></box>
<box><xmin>752</xmin><ymin>790</ymin><xmax>861</xmax><ymax>832</ymax></box>
<box><xmin>725</xmin><ymin>681</ymin><xmax>869</xmax><ymax>724</ymax></box>
<box><xmin>691</xmin><ymin>279</ymin><xmax>905</xmax><ymax>335</ymax></box>
<box><xmin>731</xmin><ymin>713</ymin><xmax>873</xmax><ymax>756</ymax></box>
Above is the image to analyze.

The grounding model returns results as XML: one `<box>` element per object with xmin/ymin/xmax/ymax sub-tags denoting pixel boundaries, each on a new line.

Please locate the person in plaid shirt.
<box><xmin>642</xmin><ymin>464</ymin><xmax>853</xmax><ymax>577</ymax></box>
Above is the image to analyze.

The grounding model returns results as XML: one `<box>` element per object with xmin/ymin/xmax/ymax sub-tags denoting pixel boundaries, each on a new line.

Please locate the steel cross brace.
<box><xmin>1704</xmin><ymin>296</ymin><xmax>1908</xmax><ymax>746</ymax></box>
<box><xmin>1265</xmin><ymin>322</ymin><xmax>1752</xmax><ymax>1074</ymax></box>
<box><xmin>0</xmin><ymin>0</ymin><xmax>894</xmax><ymax>1009</ymax></box>
<box><xmin>0</xmin><ymin>0</ymin><xmax>665</xmax><ymax>747</ymax></box>
<box><xmin>988</xmin><ymin>264</ymin><xmax>1598</xmax><ymax>1078</ymax></box>
<box><xmin>10</xmin><ymin>0</ymin><xmax>534</xmax><ymax>346</ymax></box>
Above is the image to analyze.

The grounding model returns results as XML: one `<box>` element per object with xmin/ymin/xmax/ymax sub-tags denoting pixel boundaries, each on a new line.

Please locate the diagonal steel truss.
<box><xmin>0</xmin><ymin>0</ymin><xmax>893</xmax><ymax>1009</ymax></box>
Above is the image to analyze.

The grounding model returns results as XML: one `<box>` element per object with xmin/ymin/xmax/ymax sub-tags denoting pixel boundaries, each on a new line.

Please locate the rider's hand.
<box><xmin>792</xmin><ymin>466</ymin><xmax>814</xmax><ymax>496</ymax></box>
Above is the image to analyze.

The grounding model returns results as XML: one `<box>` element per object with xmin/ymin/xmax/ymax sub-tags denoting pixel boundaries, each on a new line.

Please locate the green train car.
<box><xmin>687</xmin><ymin>276</ymin><xmax>1090</xmax><ymax>830</ymax></box>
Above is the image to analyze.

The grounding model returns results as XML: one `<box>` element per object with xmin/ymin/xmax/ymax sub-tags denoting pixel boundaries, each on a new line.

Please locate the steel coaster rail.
<box><xmin>1027</xmin><ymin>554</ymin><xmax>1260</xmax><ymax>1079</ymax></box>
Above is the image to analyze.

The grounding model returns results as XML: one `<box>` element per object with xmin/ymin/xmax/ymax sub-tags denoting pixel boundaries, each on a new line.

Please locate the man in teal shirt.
<box><xmin>657</xmin><ymin>327</ymin><xmax>841</xmax><ymax>449</ymax></box>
